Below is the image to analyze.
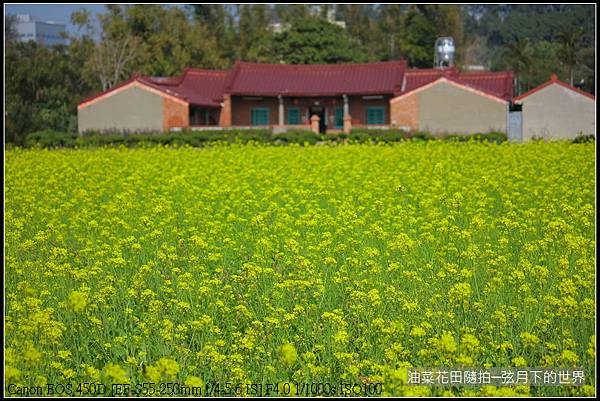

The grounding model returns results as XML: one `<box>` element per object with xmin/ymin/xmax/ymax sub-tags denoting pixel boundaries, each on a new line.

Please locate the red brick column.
<box><xmin>163</xmin><ymin>98</ymin><xmax>189</xmax><ymax>132</ymax></box>
<box><xmin>343</xmin><ymin>115</ymin><xmax>352</xmax><ymax>134</ymax></box>
<box><xmin>219</xmin><ymin>94</ymin><xmax>232</xmax><ymax>127</ymax></box>
<box><xmin>310</xmin><ymin>114</ymin><xmax>320</xmax><ymax>134</ymax></box>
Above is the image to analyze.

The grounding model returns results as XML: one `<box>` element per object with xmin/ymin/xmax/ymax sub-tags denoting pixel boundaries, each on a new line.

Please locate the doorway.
<box><xmin>308</xmin><ymin>106</ymin><xmax>327</xmax><ymax>133</ymax></box>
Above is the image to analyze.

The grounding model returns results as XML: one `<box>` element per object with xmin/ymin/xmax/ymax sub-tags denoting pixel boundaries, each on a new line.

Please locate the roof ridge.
<box><xmin>437</xmin><ymin>76</ymin><xmax>508</xmax><ymax>101</ymax></box>
<box><xmin>515</xmin><ymin>75</ymin><xmax>595</xmax><ymax>101</ymax></box>
<box><xmin>459</xmin><ymin>70</ymin><xmax>512</xmax><ymax>76</ymax></box>
<box><xmin>185</xmin><ymin>67</ymin><xmax>230</xmax><ymax>74</ymax></box>
<box><xmin>233</xmin><ymin>60</ymin><xmax>406</xmax><ymax>68</ymax></box>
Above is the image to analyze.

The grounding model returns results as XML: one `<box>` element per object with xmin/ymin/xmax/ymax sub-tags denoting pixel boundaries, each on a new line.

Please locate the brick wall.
<box><xmin>348</xmin><ymin>95</ymin><xmax>390</xmax><ymax>125</ymax></box>
<box><xmin>230</xmin><ymin>95</ymin><xmax>392</xmax><ymax>127</ymax></box>
<box><xmin>231</xmin><ymin>96</ymin><xmax>279</xmax><ymax>126</ymax></box>
<box><xmin>390</xmin><ymin>93</ymin><xmax>419</xmax><ymax>131</ymax></box>
<box><xmin>162</xmin><ymin>97</ymin><xmax>189</xmax><ymax>131</ymax></box>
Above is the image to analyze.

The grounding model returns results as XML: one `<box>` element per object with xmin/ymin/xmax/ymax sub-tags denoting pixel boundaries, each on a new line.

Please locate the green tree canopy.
<box><xmin>272</xmin><ymin>17</ymin><xmax>369</xmax><ymax>64</ymax></box>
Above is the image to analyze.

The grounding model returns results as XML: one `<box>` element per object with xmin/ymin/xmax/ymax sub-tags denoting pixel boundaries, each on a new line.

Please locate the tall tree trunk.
<box><xmin>570</xmin><ymin>67</ymin><xmax>574</xmax><ymax>86</ymax></box>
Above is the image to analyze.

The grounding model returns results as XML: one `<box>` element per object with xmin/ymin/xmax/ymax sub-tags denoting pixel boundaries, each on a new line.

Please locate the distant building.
<box><xmin>77</xmin><ymin>61</ymin><xmax>514</xmax><ymax>136</ymax></box>
<box><xmin>391</xmin><ymin>68</ymin><xmax>513</xmax><ymax>135</ymax></box>
<box><xmin>15</xmin><ymin>14</ymin><xmax>67</xmax><ymax>47</ymax></box>
<box><xmin>514</xmin><ymin>74</ymin><xmax>595</xmax><ymax>141</ymax></box>
<box><xmin>270</xmin><ymin>5</ymin><xmax>345</xmax><ymax>33</ymax></box>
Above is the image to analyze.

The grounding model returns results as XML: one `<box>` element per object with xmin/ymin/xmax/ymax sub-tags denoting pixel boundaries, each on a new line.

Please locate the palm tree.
<box><xmin>556</xmin><ymin>28</ymin><xmax>584</xmax><ymax>86</ymax></box>
<box><xmin>503</xmin><ymin>38</ymin><xmax>534</xmax><ymax>96</ymax></box>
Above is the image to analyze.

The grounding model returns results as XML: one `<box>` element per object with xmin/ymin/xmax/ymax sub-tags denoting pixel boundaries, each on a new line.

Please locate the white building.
<box><xmin>15</xmin><ymin>14</ymin><xmax>67</xmax><ymax>47</ymax></box>
<box><xmin>270</xmin><ymin>5</ymin><xmax>345</xmax><ymax>33</ymax></box>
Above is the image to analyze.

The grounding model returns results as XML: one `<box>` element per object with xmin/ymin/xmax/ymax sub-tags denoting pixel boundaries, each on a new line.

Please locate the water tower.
<box><xmin>434</xmin><ymin>37</ymin><xmax>455</xmax><ymax>68</ymax></box>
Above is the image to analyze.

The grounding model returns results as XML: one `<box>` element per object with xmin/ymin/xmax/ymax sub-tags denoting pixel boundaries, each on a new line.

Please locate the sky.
<box><xmin>5</xmin><ymin>4</ymin><xmax>107</xmax><ymax>35</ymax></box>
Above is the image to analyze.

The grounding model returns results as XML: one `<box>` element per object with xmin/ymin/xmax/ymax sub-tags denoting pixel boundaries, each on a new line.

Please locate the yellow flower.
<box><xmin>145</xmin><ymin>357</ymin><xmax>180</xmax><ymax>383</ymax></box>
<box><xmin>439</xmin><ymin>331</ymin><xmax>457</xmax><ymax>353</ymax></box>
<box><xmin>23</xmin><ymin>344</ymin><xmax>42</xmax><ymax>365</ymax></box>
<box><xmin>410</xmin><ymin>326</ymin><xmax>427</xmax><ymax>337</ymax></box>
<box><xmin>103</xmin><ymin>363</ymin><xmax>128</xmax><ymax>383</ymax></box>
<box><xmin>559</xmin><ymin>350</ymin><xmax>579</xmax><ymax>366</ymax></box>
<box><xmin>460</xmin><ymin>333</ymin><xmax>480</xmax><ymax>352</ymax></box>
<box><xmin>512</xmin><ymin>356</ymin><xmax>527</xmax><ymax>367</ymax></box>
<box><xmin>520</xmin><ymin>332</ymin><xmax>540</xmax><ymax>347</ymax></box>
<box><xmin>448</xmin><ymin>282</ymin><xmax>472</xmax><ymax>304</ymax></box>
<box><xmin>58</xmin><ymin>350</ymin><xmax>72</xmax><ymax>360</ymax></box>
<box><xmin>68</xmin><ymin>291</ymin><xmax>88</xmax><ymax>312</ymax></box>
<box><xmin>280</xmin><ymin>343</ymin><xmax>298</xmax><ymax>366</ymax></box>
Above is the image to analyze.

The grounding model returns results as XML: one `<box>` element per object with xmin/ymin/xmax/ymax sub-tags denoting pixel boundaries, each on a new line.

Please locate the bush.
<box><xmin>572</xmin><ymin>133</ymin><xmax>595</xmax><ymax>143</ymax></box>
<box><xmin>22</xmin><ymin>128</ymin><xmax>513</xmax><ymax>148</ymax></box>
<box><xmin>272</xmin><ymin>129</ymin><xmax>323</xmax><ymax>145</ymax></box>
<box><xmin>444</xmin><ymin>131</ymin><xmax>507</xmax><ymax>144</ymax></box>
<box><xmin>349</xmin><ymin>128</ymin><xmax>411</xmax><ymax>143</ymax></box>
<box><xmin>25</xmin><ymin>129</ymin><xmax>308</xmax><ymax>149</ymax></box>
<box><xmin>25</xmin><ymin>130</ymin><xmax>77</xmax><ymax>148</ymax></box>
<box><xmin>409</xmin><ymin>130</ymin><xmax>435</xmax><ymax>142</ymax></box>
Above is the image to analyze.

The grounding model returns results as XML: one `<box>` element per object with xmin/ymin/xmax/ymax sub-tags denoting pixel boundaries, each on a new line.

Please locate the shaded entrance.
<box><xmin>190</xmin><ymin>106</ymin><xmax>220</xmax><ymax>126</ymax></box>
<box><xmin>309</xmin><ymin>106</ymin><xmax>327</xmax><ymax>133</ymax></box>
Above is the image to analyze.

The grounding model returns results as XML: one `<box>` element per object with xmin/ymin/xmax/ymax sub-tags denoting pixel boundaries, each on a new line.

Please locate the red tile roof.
<box><xmin>145</xmin><ymin>68</ymin><xmax>230</xmax><ymax>107</ymax></box>
<box><xmin>225</xmin><ymin>60</ymin><xmax>407</xmax><ymax>96</ymax></box>
<box><xmin>403</xmin><ymin>68</ymin><xmax>513</xmax><ymax>101</ymax></box>
<box><xmin>78</xmin><ymin>75</ymin><xmax>189</xmax><ymax>109</ymax></box>
<box><xmin>514</xmin><ymin>73</ymin><xmax>595</xmax><ymax>101</ymax></box>
<box><xmin>78</xmin><ymin>70</ymin><xmax>229</xmax><ymax>108</ymax></box>
<box><xmin>403</xmin><ymin>68</ymin><xmax>460</xmax><ymax>93</ymax></box>
<box><xmin>79</xmin><ymin>61</ymin><xmax>515</xmax><ymax>108</ymax></box>
<box><xmin>458</xmin><ymin>71</ymin><xmax>514</xmax><ymax>101</ymax></box>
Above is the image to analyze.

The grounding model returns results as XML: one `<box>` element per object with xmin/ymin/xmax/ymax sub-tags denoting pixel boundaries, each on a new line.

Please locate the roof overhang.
<box><xmin>228</xmin><ymin>91</ymin><xmax>394</xmax><ymax>97</ymax></box>
<box><xmin>514</xmin><ymin>80</ymin><xmax>595</xmax><ymax>103</ymax></box>
<box><xmin>390</xmin><ymin>77</ymin><xmax>508</xmax><ymax>104</ymax></box>
<box><xmin>78</xmin><ymin>79</ymin><xmax>188</xmax><ymax>110</ymax></box>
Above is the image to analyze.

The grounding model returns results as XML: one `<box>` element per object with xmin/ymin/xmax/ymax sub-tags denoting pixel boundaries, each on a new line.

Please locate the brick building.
<box><xmin>78</xmin><ymin>60</ymin><xmax>515</xmax><ymax>135</ymax></box>
<box><xmin>514</xmin><ymin>74</ymin><xmax>595</xmax><ymax>141</ymax></box>
<box><xmin>391</xmin><ymin>68</ymin><xmax>514</xmax><ymax>134</ymax></box>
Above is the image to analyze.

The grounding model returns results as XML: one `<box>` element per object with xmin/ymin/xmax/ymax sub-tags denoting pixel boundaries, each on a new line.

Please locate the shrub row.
<box><xmin>22</xmin><ymin>128</ymin><xmax>513</xmax><ymax>149</ymax></box>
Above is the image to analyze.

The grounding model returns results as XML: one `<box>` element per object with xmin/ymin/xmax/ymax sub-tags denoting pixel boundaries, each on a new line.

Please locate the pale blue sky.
<box><xmin>5</xmin><ymin>4</ymin><xmax>107</xmax><ymax>35</ymax></box>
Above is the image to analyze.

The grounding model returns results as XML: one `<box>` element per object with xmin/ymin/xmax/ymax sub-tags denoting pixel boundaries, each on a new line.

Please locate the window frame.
<box><xmin>287</xmin><ymin>107</ymin><xmax>300</xmax><ymax>125</ymax></box>
<box><xmin>251</xmin><ymin>107</ymin><xmax>270</xmax><ymax>126</ymax></box>
<box><xmin>366</xmin><ymin>106</ymin><xmax>386</xmax><ymax>125</ymax></box>
<box><xmin>334</xmin><ymin>107</ymin><xmax>344</xmax><ymax>128</ymax></box>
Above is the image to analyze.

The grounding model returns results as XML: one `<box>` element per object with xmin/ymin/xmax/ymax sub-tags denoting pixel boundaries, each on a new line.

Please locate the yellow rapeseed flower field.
<box><xmin>5</xmin><ymin>141</ymin><xmax>596</xmax><ymax>396</ymax></box>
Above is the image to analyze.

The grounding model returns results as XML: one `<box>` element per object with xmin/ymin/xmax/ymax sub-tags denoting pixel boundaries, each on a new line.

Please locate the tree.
<box><xmin>95</xmin><ymin>5</ymin><xmax>226</xmax><ymax>78</ymax></box>
<box><xmin>556</xmin><ymin>28</ymin><xmax>584</xmax><ymax>85</ymax></box>
<box><xmin>189</xmin><ymin>4</ymin><xmax>237</xmax><ymax>64</ymax></box>
<box><xmin>5</xmin><ymin>13</ymin><xmax>18</xmax><ymax>43</ymax></box>
<box><xmin>272</xmin><ymin>17</ymin><xmax>368</xmax><ymax>64</ymax></box>
<box><xmin>5</xmin><ymin>41</ymin><xmax>84</xmax><ymax>142</ymax></box>
<box><xmin>375</xmin><ymin>5</ymin><xmax>406</xmax><ymax>60</ymax></box>
<box><xmin>338</xmin><ymin>4</ymin><xmax>378</xmax><ymax>58</ymax></box>
<box><xmin>502</xmin><ymin>38</ymin><xmax>534</xmax><ymax>95</ymax></box>
<box><xmin>396</xmin><ymin>5</ymin><xmax>465</xmax><ymax>68</ymax></box>
<box><xmin>397</xmin><ymin>5</ymin><xmax>438</xmax><ymax>67</ymax></box>
<box><xmin>69</xmin><ymin>9</ymin><xmax>100</xmax><ymax>93</ymax></box>
<box><xmin>237</xmin><ymin>5</ymin><xmax>275</xmax><ymax>62</ymax></box>
<box><xmin>93</xmin><ymin>35</ymin><xmax>141</xmax><ymax>91</ymax></box>
<box><xmin>273</xmin><ymin>4</ymin><xmax>311</xmax><ymax>25</ymax></box>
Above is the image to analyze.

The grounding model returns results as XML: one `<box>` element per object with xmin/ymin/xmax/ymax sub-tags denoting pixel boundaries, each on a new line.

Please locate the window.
<box><xmin>287</xmin><ymin>107</ymin><xmax>300</xmax><ymax>125</ymax></box>
<box><xmin>366</xmin><ymin>107</ymin><xmax>385</xmax><ymax>125</ymax></box>
<box><xmin>190</xmin><ymin>106</ymin><xmax>219</xmax><ymax>126</ymax></box>
<box><xmin>334</xmin><ymin>107</ymin><xmax>344</xmax><ymax>128</ymax></box>
<box><xmin>251</xmin><ymin>108</ymin><xmax>269</xmax><ymax>126</ymax></box>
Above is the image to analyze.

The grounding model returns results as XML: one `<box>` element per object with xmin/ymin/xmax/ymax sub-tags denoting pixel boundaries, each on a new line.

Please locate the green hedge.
<box><xmin>23</xmin><ymin>128</ymin><xmax>510</xmax><ymax>149</ymax></box>
<box><xmin>572</xmin><ymin>133</ymin><xmax>595</xmax><ymax>143</ymax></box>
<box><xmin>443</xmin><ymin>131</ymin><xmax>508</xmax><ymax>144</ymax></box>
<box><xmin>25</xmin><ymin>130</ymin><xmax>78</xmax><ymax>148</ymax></box>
